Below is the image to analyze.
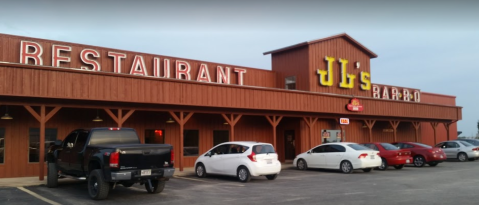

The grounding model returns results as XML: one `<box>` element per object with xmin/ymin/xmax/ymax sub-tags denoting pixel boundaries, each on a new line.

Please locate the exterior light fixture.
<box><xmin>166</xmin><ymin>118</ymin><xmax>175</xmax><ymax>123</ymax></box>
<box><xmin>1</xmin><ymin>106</ymin><xmax>13</xmax><ymax>120</ymax></box>
<box><xmin>362</xmin><ymin>123</ymin><xmax>368</xmax><ymax>128</ymax></box>
<box><xmin>92</xmin><ymin>109</ymin><xmax>103</xmax><ymax>122</ymax></box>
<box><xmin>223</xmin><ymin>121</ymin><xmax>229</xmax><ymax>125</ymax></box>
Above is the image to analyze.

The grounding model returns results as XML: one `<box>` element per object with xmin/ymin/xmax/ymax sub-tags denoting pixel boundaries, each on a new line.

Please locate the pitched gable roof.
<box><xmin>263</xmin><ymin>33</ymin><xmax>378</xmax><ymax>58</ymax></box>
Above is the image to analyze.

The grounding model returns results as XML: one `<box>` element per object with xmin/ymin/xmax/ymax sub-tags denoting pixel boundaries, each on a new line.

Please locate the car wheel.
<box><xmin>47</xmin><ymin>162</ymin><xmax>58</xmax><ymax>188</ymax></box>
<box><xmin>413</xmin><ymin>156</ymin><xmax>425</xmax><ymax>167</ymax></box>
<box><xmin>394</xmin><ymin>164</ymin><xmax>405</xmax><ymax>169</ymax></box>
<box><xmin>265</xmin><ymin>174</ymin><xmax>278</xmax><ymax>180</ymax></box>
<box><xmin>145</xmin><ymin>179</ymin><xmax>165</xmax><ymax>194</ymax></box>
<box><xmin>458</xmin><ymin>153</ymin><xmax>467</xmax><ymax>162</ymax></box>
<box><xmin>428</xmin><ymin>162</ymin><xmax>438</xmax><ymax>167</ymax></box>
<box><xmin>196</xmin><ymin>163</ymin><xmax>207</xmax><ymax>178</ymax></box>
<box><xmin>122</xmin><ymin>182</ymin><xmax>135</xmax><ymax>187</ymax></box>
<box><xmin>88</xmin><ymin>169</ymin><xmax>110</xmax><ymax>200</ymax></box>
<box><xmin>377</xmin><ymin>158</ymin><xmax>388</xmax><ymax>171</ymax></box>
<box><xmin>237</xmin><ymin>166</ymin><xmax>251</xmax><ymax>183</ymax></box>
<box><xmin>362</xmin><ymin>168</ymin><xmax>372</xmax><ymax>172</ymax></box>
<box><xmin>340</xmin><ymin>161</ymin><xmax>353</xmax><ymax>174</ymax></box>
<box><xmin>297</xmin><ymin>159</ymin><xmax>308</xmax><ymax>170</ymax></box>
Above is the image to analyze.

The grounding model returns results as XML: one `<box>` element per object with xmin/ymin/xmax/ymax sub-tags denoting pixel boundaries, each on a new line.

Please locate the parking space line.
<box><xmin>18</xmin><ymin>187</ymin><xmax>61</xmax><ymax>205</ymax></box>
<box><xmin>174</xmin><ymin>176</ymin><xmax>210</xmax><ymax>183</ymax></box>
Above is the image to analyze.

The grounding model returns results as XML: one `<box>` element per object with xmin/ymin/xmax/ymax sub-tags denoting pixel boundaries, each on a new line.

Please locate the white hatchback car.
<box><xmin>293</xmin><ymin>142</ymin><xmax>381</xmax><ymax>173</ymax></box>
<box><xmin>194</xmin><ymin>141</ymin><xmax>281</xmax><ymax>182</ymax></box>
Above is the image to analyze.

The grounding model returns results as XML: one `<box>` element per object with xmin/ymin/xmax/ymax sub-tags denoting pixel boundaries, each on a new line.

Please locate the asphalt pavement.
<box><xmin>1</xmin><ymin>161</ymin><xmax>479</xmax><ymax>205</ymax></box>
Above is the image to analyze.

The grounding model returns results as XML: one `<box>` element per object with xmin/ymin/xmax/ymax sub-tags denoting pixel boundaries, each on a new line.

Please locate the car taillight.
<box><xmin>247</xmin><ymin>152</ymin><xmax>257</xmax><ymax>162</ymax></box>
<box><xmin>171</xmin><ymin>149</ymin><xmax>175</xmax><ymax>165</ymax></box>
<box><xmin>109</xmin><ymin>127</ymin><xmax>121</xmax><ymax>130</ymax></box>
<box><xmin>473</xmin><ymin>148</ymin><xmax>478</xmax><ymax>151</ymax></box>
<box><xmin>109</xmin><ymin>151</ymin><xmax>119</xmax><ymax>168</ymax></box>
<box><xmin>358</xmin><ymin>153</ymin><xmax>368</xmax><ymax>159</ymax></box>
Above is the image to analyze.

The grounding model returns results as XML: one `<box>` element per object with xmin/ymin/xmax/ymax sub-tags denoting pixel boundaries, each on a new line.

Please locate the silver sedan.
<box><xmin>435</xmin><ymin>140</ymin><xmax>479</xmax><ymax>162</ymax></box>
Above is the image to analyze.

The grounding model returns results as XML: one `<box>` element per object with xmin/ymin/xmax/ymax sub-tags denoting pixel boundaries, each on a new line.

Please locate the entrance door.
<box><xmin>145</xmin><ymin>129</ymin><xmax>165</xmax><ymax>144</ymax></box>
<box><xmin>284</xmin><ymin>130</ymin><xmax>296</xmax><ymax>160</ymax></box>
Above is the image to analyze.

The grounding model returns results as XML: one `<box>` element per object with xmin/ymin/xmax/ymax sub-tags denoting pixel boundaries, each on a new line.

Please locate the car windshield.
<box><xmin>347</xmin><ymin>144</ymin><xmax>371</xmax><ymax>151</ymax></box>
<box><xmin>253</xmin><ymin>144</ymin><xmax>275</xmax><ymax>154</ymax></box>
<box><xmin>380</xmin><ymin>143</ymin><xmax>399</xmax><ymax>150</ymax></box>
<box><xmin>412</xmin><ymin>142</ymin><xmax>432</xmax><ymax>148</ymax></box>
<box><xmin>458</xmin><ymin>141</ymin><xmax>474</xmax><ymax>147</ymax></box>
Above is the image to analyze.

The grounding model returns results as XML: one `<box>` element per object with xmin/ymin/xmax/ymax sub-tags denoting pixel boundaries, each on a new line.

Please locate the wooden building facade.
<box><xmin>0</xmin><ymin>33</ymin><xmax>461</xmax><ymax>179</ymax></box>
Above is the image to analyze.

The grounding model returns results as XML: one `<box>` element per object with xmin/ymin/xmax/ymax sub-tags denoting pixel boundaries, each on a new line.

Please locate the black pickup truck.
<box><xmin>47</xmin><ymin>127</ymin><xmax>175</xmax><ymax>200</ymax></box>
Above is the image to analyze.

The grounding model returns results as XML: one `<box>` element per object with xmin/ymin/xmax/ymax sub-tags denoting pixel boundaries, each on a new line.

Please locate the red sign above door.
<box><xmin>346</xmin><ymin>98</ymin><xmax>364</xmax><ymax>112</ymax></box>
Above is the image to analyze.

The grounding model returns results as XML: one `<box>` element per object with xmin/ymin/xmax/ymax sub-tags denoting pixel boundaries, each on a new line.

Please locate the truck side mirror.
<box><xmin>54</xmin><ymin>140</ymin><xmax>62</xmax><ymax>146</ymax></box>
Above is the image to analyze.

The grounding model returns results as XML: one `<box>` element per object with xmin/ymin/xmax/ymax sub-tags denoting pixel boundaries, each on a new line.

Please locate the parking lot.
<box><xmin>1</xmin><ymin>160</ymin><xmax>479</xmax><ymax>205</ymax></box>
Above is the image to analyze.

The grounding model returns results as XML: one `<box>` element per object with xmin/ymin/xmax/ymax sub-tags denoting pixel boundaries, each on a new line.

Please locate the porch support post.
<box><xmin>24</xmin><ymin>105</ymin><xmax>61</xmax><ymax>181</ymax></box>
<box><xmin>412</xmin><ymin>122</ymin><xmax>421</xmax><ymax>142</ymax></box>
<box><xmin>104</xmin><ymin>109</ymin><xmax>135</xmax><ymax>127</ymax></box>
<box><xmin>430</xmin><ymin>122</ymin><xmax>439</xmax><ymax>145</ymax></box>
<box><xmin>221</xmin><ymin>114</ymin><xmax>242</xmax><ymax>141</ymax></box>
<box><xmin>265</xmin><ymin>115</ymin><xmax>283</xmax><ymax>149</ymax></box>
<box><xmin>302</xmin><ymin>117</ymin><xmax>318</xmax><ymax>148</ymax></box>
<box><xmin>364</xmin><ymin>120</ymin><xmax>376</xmax><ymax>142</ymax></box>
<box><xmin>443</xmin><ymin>121</ymin><xmax>456</xmax><ymax>141</ymax></box>
<box><xmin>169</xmin><ymin>111</ymin><xmax>194</xmax><ymax>171</ymax></box>
<box><xmin>389</xmin><ymin>121</ymin><xmax>400</xmax><ymax>142</ymax></box>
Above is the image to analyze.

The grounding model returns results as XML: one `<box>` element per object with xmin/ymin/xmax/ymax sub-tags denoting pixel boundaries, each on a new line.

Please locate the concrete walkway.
<box><xmin>0</xmin><ymin>163</ymin><xmax>295</xmax><ymax>188</ymax></box>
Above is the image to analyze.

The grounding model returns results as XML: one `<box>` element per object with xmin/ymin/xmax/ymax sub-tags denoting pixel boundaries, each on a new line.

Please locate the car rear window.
<box><xmin>464</xmin><ymin>140</ymin><xmax>479</xmax><ymax>146</ymax></box>
<box><xmin>347</xmin><ymin>144</ymin><xmax>371</xmax><ymax>151</ymax></box>
<box><xmin>253</xmin><ymin>144</ymin><xmax>275</xmax><ymax>154</ymax></box>
<box><xmin>458</xmin><ymin>141</ymin><xmax>474</xmax><ymax>147</ymax></box>
<box><xmin>412</xmin><ymin>142</ymin><xmax>432</xmax><ymax>148</ymax></box>
<box><xmin>380</xmin><ymin>143</ymin><xmax>399</xmax><ymax>150</ymax></box>
<box><xmin>89</xmin><ymin>130</ymin><xmax>140</xmax><ymax>145</ymax></box>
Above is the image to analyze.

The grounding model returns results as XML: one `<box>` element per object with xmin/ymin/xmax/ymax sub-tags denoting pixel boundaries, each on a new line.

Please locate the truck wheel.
<box><xmin>47</xmin><ymin>162</ymin><xmax>58</xmax><ymax>188</ymax></box>
<box><xmin>145</xmin><ymin>179</ymin><xmax>165</xmax><ymax>194</ymax></box>
<box><xmin>88</xmin><ymin>169</ymin><xmax>110</xmax><ymax>200</ymax></box>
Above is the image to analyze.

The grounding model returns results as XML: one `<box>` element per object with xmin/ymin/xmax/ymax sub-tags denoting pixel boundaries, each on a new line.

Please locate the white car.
<box><xmin>293</xmin><ymin>142</ymin><xmax>381</xmax><ymax>173</ymax></box>
<box><xmin>194</xmin><ymin>141</ymin><xmax>281</xmax><ymax>182</ymax></box>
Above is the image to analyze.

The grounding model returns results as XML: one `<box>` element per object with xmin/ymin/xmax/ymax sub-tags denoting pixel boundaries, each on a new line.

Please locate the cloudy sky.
<box><xmin>1</xmin><ymin>0</ymin><xmax>478</xmax><ymax>136</ymax></box>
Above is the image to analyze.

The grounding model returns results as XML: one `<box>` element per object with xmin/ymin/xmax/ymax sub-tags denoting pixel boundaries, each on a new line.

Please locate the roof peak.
<box><xmin>263</xmin><ymin>33</ymin><xmax>377</xmax><ymax>58</ymax></box>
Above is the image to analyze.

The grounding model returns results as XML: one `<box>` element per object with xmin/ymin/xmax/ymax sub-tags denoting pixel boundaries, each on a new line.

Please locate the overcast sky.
<box><xmin>1</xmin><ymin>0</ymin><xmax>478</xmax><ymax>136</ymax></box>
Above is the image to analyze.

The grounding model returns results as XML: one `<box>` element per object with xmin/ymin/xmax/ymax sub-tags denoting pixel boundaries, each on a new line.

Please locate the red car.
<box><xmin>360</xmin><ymin>142</ymin><xmax>412</xmax><ymax>170</ymax></box>
<box><xmin>391</xmin><ymin>142</ymin><xmax>446</xmax><ymax>167</ymax></box>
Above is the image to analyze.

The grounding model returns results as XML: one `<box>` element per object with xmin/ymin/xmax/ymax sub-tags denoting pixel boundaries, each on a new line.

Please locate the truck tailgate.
<box><xmin>115</xmin><ymin>144</ymin><xmax>173</xmax><ymax>170</ymax></box>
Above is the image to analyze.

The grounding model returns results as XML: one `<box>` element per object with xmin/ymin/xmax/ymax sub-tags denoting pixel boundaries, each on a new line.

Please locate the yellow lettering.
<box><xmin>317</xmin><ymin>56</ymin><xmax>335</xmax><ymax>86</ymax></box>
<box><xmin>339</xmin><ymin>58</ymin><xmax>355</xmax><ymax>89</ymax></box>
<box><xmin>360</xmin><ymin>72</ymin><xmax>371</xmax><ymax>90</ymax></box>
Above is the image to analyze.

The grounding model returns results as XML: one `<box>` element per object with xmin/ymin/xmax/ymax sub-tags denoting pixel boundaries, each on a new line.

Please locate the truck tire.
<box><xmin>145</xmin><ymin>179</ymin><xmax>165</xmax><ymax>194</ymax></box>
<box><xmin>47</xmin><ymin>162</ymin><xmax>58</xmax><ymax>188</ymax></box>
<box><xmin>88</xmin><ymin>169</ymin><xmax>110</xmax><ymax>200</ymax></box>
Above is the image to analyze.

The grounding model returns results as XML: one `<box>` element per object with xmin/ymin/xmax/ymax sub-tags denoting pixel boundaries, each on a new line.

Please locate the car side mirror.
<box><xmin>307</xmin><ymin>151</ymin><xmax>311</xmax><ymax>154</ymax></box>
<box><xmin>54</xmin><ymin>140</ymin><xmax>62</xmax><ymax>146</ymax></box>
<box><xmin>205</xmin><ymin>152</ymin><xmax>212</xmax><ymax>157</ymax></box>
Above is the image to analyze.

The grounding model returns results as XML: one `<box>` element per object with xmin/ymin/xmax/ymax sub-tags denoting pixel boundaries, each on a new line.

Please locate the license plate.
<box><xmin>141</xmin><ymin>169</ymin><xmax>151</xmax><ymax>176</ymax></box>
<box><xmin>406</xmin><ymin>159</ymin><xmax>410</xmax><ymax>163</ymax></box>
<box><xmin>266</xmin><ymin>159</ymin><xmax>272</xmax><ymax>164</ymax></box>
<box><xmin>370</xmin><ymin>155</ymin><xmax>375</xmax><ymax>159</ymax></box>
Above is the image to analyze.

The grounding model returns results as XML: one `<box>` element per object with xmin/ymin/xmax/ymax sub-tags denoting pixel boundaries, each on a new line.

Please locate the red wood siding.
<box><xmin>271</xmin><ymin>46</ymin><xmax>309</xmax><ymax>90</ymax></box>
<box><xmin>0</xmin><ymin>65</ymin><xmax>461</xmax><ymax>121</ymax></box>
<box><xmin>420</xmin><ymin>92</ymin><xmax>456</xmax><ymax>106</ymax></box>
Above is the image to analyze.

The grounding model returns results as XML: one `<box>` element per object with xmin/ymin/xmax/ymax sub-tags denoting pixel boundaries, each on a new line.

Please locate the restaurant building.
<box><xmin>0</xmin><ymin>33</ymin><xmax>461</xmax><ymax>179</ymax></box>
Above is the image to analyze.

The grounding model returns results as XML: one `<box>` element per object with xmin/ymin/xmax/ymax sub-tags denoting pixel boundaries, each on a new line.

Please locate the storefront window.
<box><xmin>0</xmin><ymin>128</ymin><xmax>5</xmax><ymax>164</ymax></box>
<box><xmin>183</xmin><ymin>130</ymin><xmax>199</xmax><ymax>156</ymax></box>
<box><xmin>145</xmin><ymin>129</ymin><xmax>165</xmax><ymax>144</ymax></box>
<box><xmin>213</xmin><ymin>130</ymin><xmax>229</xmax><ymax>146</ymax></box>
<box><xmin>29</xmin><ymin>128</ymin><xmax>57</xmax><ymax>163</ymax></box>
<box><xmin>321</xmin><ymin>129</ymin><xmax>345</xmax><ymax>144</ymax></box>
